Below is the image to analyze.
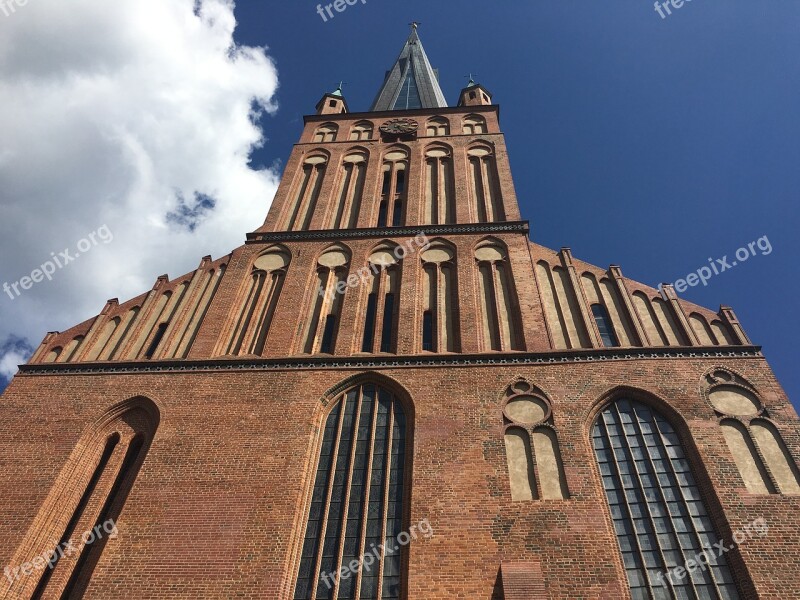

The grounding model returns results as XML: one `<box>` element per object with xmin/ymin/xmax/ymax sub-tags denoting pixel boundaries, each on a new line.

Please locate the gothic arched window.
<box><xmin>294</xmin><ymin>383</ymin><xmax>408</xmax><ymax>600</ymax></box>
<box><xmin>423</xmin><ymin>146</ymin><xmax>455</xmax><ymax>225</ymax></box>
<box><xmin>314</xmin><ymin>123</ymin><xmax>339</xmax><ymax>143</ymax></box>
<box><xmin>305</xmin><ymin>247</ymin><xmax>351</xmax><ymax>354</ymax></box>
<box><xmin>467</xmin><ymin>145</ymin><xmax>504</xmax><ymax>222</ymax></box>
<box><xmin>463</xmin><ymin>114</ymin><xmax>487</xmax><ymax>134</ymax></box>
<box><xmin>425</xmin><ymin>117</ymin><xmax>449</xmax><ymax>136</ymax></box>
<box><xmin>224</xmin><ymin>250</ymin><xmax>290</xmax><ymax>356</ymax></box>
<box><xmin>705</xmin><ymin>369</ymin><xmax>800</xmax><ymax>495</ymax></box>
<box><xmin>475</xmin><ymin>242</ymin><xmax>524</xmax><ymax>351</ymax></box>
<box><xmin>9</xmin><ymin>398</ymin><xmax>159</xmax><ymax>600</ymax></box>
<box><xmin>420</xmin><ymin>243</ymin><xmax>459</xmax><ymax>353</ymax></box>
<box><xmin>592</xmin><ymin>398</ymin><xmax>741</xmax><ymax>600</ymax></box>
<box><xmin>361</xmin><ymin>247</ymin><xmax>400</xmax><ymax>354</ymax></box>
<box><xmin>349</xmin><ymin>121</ymin><xmax>373</xmax><ymax>141</ymax></box>
<box><xmin>377</xmin><ymin>149</ymin><xmax>408</xmax><ymax>228</ymax></box>
<box><xmin>581</xmin><ymin>273</ymin><xmax>639</xmax><ymax>347</ymax></box>
<box><xmin>331</xmin><ymin>151</ymin><xmax>368</xmax><ymax>229</ymax></box>
<box><xmin>502</xmin><ymin>381</ymin><xmax>568</xmax><ymax>500</ymax></box>
<box><xmin>287</xmin><ymin>154</ymin><xmax>329</xmax><ymax>231</ymax></box>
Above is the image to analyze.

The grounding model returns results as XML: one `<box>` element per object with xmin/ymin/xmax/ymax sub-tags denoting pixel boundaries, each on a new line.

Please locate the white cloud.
<box><xmin>0</xmin><ymin>337</ymin><xmax>33</xmax><ymax>381</ymax></box>
<box><xmin>0</xmin><ymin>0</ymin><xmax>280</xmax><ymax>386</ymax></box>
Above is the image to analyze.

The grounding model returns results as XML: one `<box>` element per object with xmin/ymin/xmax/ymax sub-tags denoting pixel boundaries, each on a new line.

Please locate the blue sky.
<box><xmin>1</xmin><ymin>1</ymin><xmax>797</xmax><ymax>409</ymax></box>
<box><xmin>235</xmin><ymin>1</ymin><xmax>799</xmax><ymax>405</ymax></box>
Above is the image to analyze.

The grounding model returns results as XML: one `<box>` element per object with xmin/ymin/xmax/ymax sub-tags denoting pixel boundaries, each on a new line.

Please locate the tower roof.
<box><xmin>370</xmin><ymin>24</ymin><xmax>448</xmax><ymax>112</ymax></box>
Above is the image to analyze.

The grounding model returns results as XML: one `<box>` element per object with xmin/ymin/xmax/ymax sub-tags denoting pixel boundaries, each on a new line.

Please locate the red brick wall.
<box><xmin>2</xmin><ymin>355</ymin><xmax>798</xmax><ymax>598</ymax></box>
<box><xmin>257</xmin><ymin>105</ymin><xmax>521</xmax><ymax>234</ymax></box>
<box><xmin>187</xmin><ymin>231</ymin><xmax>544</xmax><ymax>359</ymax></box>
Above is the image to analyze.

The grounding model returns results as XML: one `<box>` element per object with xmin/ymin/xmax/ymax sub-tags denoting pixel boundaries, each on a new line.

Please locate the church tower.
<box><xmin>2</xmin><ymin>25</ymin><xmax>800</xmax><ymax>600</ymax></box>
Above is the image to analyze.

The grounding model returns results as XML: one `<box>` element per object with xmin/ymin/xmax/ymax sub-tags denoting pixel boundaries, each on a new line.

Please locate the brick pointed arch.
<box><xmin>289</xmin><ymin>374</ymin><xmax>414</xmax><ymax>600</ymax></box>
<box><xmin>586</xmin><ymin>387</ymin><xmax>756</xmax><ymax>599</ymax></box>
<box><xmin>3</xmin><ymin>396</ymin><xmax>160</xmax><ymax>599</ymax></box>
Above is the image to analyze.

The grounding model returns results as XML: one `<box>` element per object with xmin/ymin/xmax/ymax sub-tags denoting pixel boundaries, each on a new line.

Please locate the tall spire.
<box><xmin>370</xmin><ymin>24</ymin><xmax>448</xmax><ymax>112</ymax></box>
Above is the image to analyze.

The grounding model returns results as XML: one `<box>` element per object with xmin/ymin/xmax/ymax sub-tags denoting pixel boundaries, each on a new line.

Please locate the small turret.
<box><xmin>315</xmin><ymin>83</ymin><xmax>348</xmax><ymax>115</ymax></box>
<box><xmin>458</xmin><ymin>77</ymin><xmax>493</xmax><ymax>107</ymax></box>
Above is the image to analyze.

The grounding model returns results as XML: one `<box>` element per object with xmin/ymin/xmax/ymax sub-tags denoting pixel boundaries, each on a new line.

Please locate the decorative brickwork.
<box><xmin>2</xmin><ymin>26</ymin><xmax>799</xmax><ymax>600</ymax></box>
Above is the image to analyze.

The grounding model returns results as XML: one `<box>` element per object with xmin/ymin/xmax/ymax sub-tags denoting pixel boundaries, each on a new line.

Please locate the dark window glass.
<box><xmin>380</xmin><ymin>294</ymin><xmax>395</xmax><ymax>353</ymax></box>
<box><xmin>295</xmin><ymin>386</ymin><xmax>407</xmax><ymax>600</ymax></box>
<box><xmin>321</xmin><ymin>315</ymin><xmax>337</xmax><ymax>354</ymax></box>
<box><xmin>392</xmin><ymin>200</ymin><xmax>403</xmax><ymax>227</ymax></box>
<box><xmin>362</xmin><ymin>293</ymin><xmax>378</xmax><ymax>352</ymax></box>
<box><xmin>377</xmin><ymin>201</ymin><xmax>388</xmax><ymax>228</ymax></box>
<box><xmin>144</xmin><ymin>323</ymin><xmax>169</xmax><ymax>359</ymax></box>
<box><xmin>62</xmin><ymin>436</ymin><xmax>146</xmax><ymax>599</ymax></box>
<box><xmin>381</xmin><ymin>171</ymin><xmax>391</xmax><ymax>196</ymax></box>
<box><xmin>392</xmin><ymin>64</ymin><xmax>422</xmax><ymax>110</ymax></box>
<box><xmin>592</xmin><ymin>304</ymin><xmax>619</xmax><ymax>347</ymax></box>
<box><xmin>593</xmin><ymin>399</ymin><xmax>741</xmax><ymax>600</ymax></box>
<box><xmin>395</xmin><ymin>170</ymin><xmax>405</xmax><ymax>194</ymax></box>
<box><xmin>32</xmin><ymin>435</ymin><xmax>119</xmax><ymax>597</ymax></box>
<box><xmin>422</xmin><ymin>311</ymin><xmax>434</xmax><ymax>352</ymax></box>
<box><xmin>296</xmin><ymin>401</ymin><xmax>342</xmax><ymax>600</ymax></box>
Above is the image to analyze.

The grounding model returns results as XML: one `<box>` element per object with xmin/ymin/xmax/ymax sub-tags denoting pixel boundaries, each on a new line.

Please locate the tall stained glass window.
<box><xmin>295</xmin><ymin>384</ymin><xmax>407</xmax><ymax>600</ymax></box>
<box><xmin>592</xmin><ymin>399</ymin><xmax>740</xmax><ymax>600</ymax></box>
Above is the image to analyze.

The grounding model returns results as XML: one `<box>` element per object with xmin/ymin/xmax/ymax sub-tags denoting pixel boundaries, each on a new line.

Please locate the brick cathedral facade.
<box><xmin>2</xmin><ymin>26</ymin><xmax>799</xmax><ymax>600</ymax></box>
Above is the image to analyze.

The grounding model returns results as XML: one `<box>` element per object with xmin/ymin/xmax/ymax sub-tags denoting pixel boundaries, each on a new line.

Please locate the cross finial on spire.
<box><xmin>330</xmin><ymin>81</ymin><xmax>346</xmax><ymax>97</ymax></box>
<box><xmin>410</xmin><ymin>21</ymin><xmax>421</xmax><ymax>31</ymax></box>
<box><xmin>465</xmin><ymin>73</ymin><xmax>476</xmax><ymax>86</ymax></box>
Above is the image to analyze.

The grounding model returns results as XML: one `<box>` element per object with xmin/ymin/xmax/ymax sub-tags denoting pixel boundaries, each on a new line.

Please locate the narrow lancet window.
<box><xmin>360</xmin><ymin>249</ymin><xmax>400</xmax><ymax>354</ymax></box>
<box><xmin>423</xmin><ymin>147</ymin><xmax>455</xmax><ymax>225</ymax></box>
<box><xmin>331</xmin><ymin>152</ymin><xmax>367</xmax><ymax>229</ymax></box>
<box><xmin>420</xmin><ymin>244</ymin><xmax>459</xmax><ymax>352</ymax></box>
<box><xmin>224</xmin><ymin>250</ymin><xmax>290</xmax><ymax>356</ymax></box>
<box><xmin>592</xmin><ymin>303</ymin><xmax>619</xmax><ymax>348</ymax></box>
<box><xmin>475</xmin><ymin>243</ymin><xmax>524</xmax><ymax>351</ymax></box>
<box><xmin>468</xmin><ymin>146</ymin><xmax>504</xmax><ymax>222</ymax></box>
<box><xmin>376</xmin><ymin>149</ymin><xmax>408</xmax><ymax>227</ymax></box>
<box><xmin>287</xmin><ymin>155</ymin><xmax>328</xmax><ymax>231</ymax></box>
<box><xmin>305</xmin><ymin>248</ymin><xmax>350</xmax><ymax>354</ymax></box>
<box><xmin>294</xmin><ymin>384</ymin><xmax>408</xmax><ymax>600</ymax></box>
<box><xmin>18</xmin><ymin>399</ymin><xmax>159</xmax><ymax>600</ymax></box>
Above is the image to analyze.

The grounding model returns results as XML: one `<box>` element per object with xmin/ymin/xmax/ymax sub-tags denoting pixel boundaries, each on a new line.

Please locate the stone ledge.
<box><xmin>18</xmin><ymin>346</ymin><xmax>764</xmax><ymax>377</ymax></box>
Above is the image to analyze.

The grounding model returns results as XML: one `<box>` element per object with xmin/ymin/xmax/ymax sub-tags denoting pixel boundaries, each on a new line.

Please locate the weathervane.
<box><xmin>410</xmin><ymin>21</ymin><xmax>421</xmax><ymax>31</ymax></box>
